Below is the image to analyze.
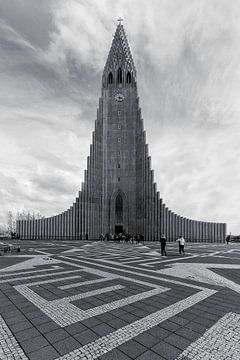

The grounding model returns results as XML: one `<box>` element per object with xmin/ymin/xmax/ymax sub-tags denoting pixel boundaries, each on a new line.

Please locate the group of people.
<box><xmin>99</xmin><ymin>233</ymin><xmax>144</xmax><ymax>244</ymax></box>
<box><xmin>98</xmin><ymin>231</ymin><xmax>186</xmax><ymax>255</ymax></box>
<box><xmin>160</xmin><ymin>234</ymin><xmax>185</xmax><ymax>256</ymax></box>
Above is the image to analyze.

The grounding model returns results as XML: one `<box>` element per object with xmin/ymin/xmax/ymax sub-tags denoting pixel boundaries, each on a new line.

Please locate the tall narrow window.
<box><xmin>126</xmin><ymin>71</ymin><xmax>131</xmax><ymax>84</ymax></box>
<box><xmin>108</xmin><ymin>72</ymin><xmax>113</xmax><ymax>84</ymax></box>
<box><xmin>117</xmin><ymin>68</ymin><xmax>122</xmax><ymax>83</ymax></box>
<box><xmin>116</xmin><ymin>194</ymin><xmax>123</xmax><ymax>214</ymax></box>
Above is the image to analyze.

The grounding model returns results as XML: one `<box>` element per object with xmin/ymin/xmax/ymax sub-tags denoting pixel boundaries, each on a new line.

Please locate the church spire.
<box><xmin>103</xmin><ymin>22</ymin><xmax>136</xmax><ymax>88</ymax></box>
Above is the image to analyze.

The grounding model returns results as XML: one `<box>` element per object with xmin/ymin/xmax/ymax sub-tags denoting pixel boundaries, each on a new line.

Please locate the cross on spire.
<box><xmin>117</xmin><ymin>17</ymin><xmax>123</xmax><ymax>25</ymax></box>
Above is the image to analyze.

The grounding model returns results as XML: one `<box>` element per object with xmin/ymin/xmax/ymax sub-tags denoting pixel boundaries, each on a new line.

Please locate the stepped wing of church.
<box><xmin>16</xmin><ymin>24</ymin><xmax>226</xmax><ymax>242</ymax></box>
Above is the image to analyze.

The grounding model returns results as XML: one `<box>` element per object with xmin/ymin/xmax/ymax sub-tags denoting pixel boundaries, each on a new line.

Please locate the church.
<box><xmin>16</xmin><ymin>23</ymin><xmax>226</xmax><ymax>242</ymax></box>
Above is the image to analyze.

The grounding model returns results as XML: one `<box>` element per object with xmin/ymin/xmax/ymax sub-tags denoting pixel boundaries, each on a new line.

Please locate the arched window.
<box><xmin>117</xmin><ymin>68</ymin><xmax>122</xmax><ymax>83</ymax></box>
<box><xmin>115</xmin><ymin>194</ymin><xmax>123</xmax><ymax>215</ymax></box>
<box><xmin>108</xmin><ymin>72</ymin><xmax>113</xmax><ymax>84</ymax></box>
<box><xmin>126</xmin><ymin>71</ymin><xmax>131</xmax><ymax>84</ymax></box>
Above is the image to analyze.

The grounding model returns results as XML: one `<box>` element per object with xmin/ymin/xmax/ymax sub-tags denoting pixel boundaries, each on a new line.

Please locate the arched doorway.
<box><xmin>115</xmin><ymin>194</ymin><xmax>123</xmax><ymax>234</ymax></box>
<box><xmin>109</xmin><ymin>190</ymin><xmax>129</xmax><ymax>234</ymax></box>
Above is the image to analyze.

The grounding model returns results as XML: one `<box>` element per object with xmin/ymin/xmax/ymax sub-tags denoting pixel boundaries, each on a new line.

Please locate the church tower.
<box><xmin>16</xmin><ymin>23</ymin><xmax>226</xmax><ymax>242</ymax></box>
<box><xmin>101</xmin><ymin>23</ymin><xmax>141</xmax><ymax>235</ymax></box>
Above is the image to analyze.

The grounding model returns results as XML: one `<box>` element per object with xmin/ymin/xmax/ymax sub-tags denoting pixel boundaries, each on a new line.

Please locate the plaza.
<box><xmin>0</xmin><ymin>240</ymin><xmax>239</xmax><ymax>359</ymax></box>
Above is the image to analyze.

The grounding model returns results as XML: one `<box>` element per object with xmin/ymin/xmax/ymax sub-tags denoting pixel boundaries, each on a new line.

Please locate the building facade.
<box><xmin>16</xmin><ymin>24</ymin><xmax>226</xmax><ymax>242</ymax></box>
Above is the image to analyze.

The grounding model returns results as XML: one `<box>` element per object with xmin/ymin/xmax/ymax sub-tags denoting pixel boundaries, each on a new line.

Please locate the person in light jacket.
<box><xmin>176</xmin><ymin>235</ymin><xmax>185</xmax><ymax>255</ymax></box>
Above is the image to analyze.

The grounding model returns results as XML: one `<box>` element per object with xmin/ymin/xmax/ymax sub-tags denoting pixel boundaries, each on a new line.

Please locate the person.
<box><xmin>99</xmin><ymin>234</ymin><xmax>104</xmax><ymax>242</ymax></box>
<box><xmin>226</xmin><ymin>235</ymin><xmax>230</xmax><ymax>245</ymax></box>
<box><xmin>160</xmin><ymin>234</ymin><xmax>167</xmax><ymax>256</ymax></box>
<box><xmin>176</xmin><ymin>235</ymin><xmax>185</xmax><ymax>255</ymax></box>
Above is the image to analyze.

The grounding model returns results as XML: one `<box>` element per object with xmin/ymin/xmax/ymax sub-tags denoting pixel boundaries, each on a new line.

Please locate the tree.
<box><xmin>7</xmin><ymin>211</ymin><xmax>16</xmax><ymax>234</ymax></box>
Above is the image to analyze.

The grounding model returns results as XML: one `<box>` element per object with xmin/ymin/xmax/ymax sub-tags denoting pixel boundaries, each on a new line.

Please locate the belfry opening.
<box><xmin>16</xmin><ymin>23</ymin><xmax>227</xmax><ymax>242</ymax></box>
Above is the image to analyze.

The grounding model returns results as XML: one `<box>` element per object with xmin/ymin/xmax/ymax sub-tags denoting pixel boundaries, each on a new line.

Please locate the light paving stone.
<box><xmin>157</xmin><ymin>263</ymin><xmax>240</xmax><ymax>293</ymax></box>
<box><xmin>15</xmin><ymin>284</ymin><xmax>166</xmax><ymax>327</ymax></box>
<box><xmin>0</xmin><ymin>315</ymin><xmax>28</xmax><ymax>360</ymax></box>
<box><xmin>0</xmin><ymin>269</ymin><xmax>81</xmax><ymax>284</ymax></box>
<box><xmin>59</xmin><ymin>276</ymin><xmax>118</xmax><ymax>290</ymax></box>
<box><xmin>55</xmin><ymin>288</ymin><xmax>216</xmax><ymax>360</ymax></box>
<box><xmin>61</xmin><ymin>256</ymin><xmax>206</xmax><ymax>290</ymax></box>
<box><xmin>0</xmin><ymin>267</ymin><xmax>62</xmax><ymax>279</ymax></box>
<box><xmin>177</xmin><ymin>312</ymin><xmax>240</xmax><ymax>360</ymax></box>
<box><xmin>0</xmin><ymin>256</ymin><xmax>61</xmax><ymax>272</ymax></box>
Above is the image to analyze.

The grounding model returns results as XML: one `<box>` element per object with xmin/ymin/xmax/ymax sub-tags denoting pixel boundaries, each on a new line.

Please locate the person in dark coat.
<box><xmin>160</xmin><ymin>234</ymin><xmax>167</xmax><ymax>256</ymax></box>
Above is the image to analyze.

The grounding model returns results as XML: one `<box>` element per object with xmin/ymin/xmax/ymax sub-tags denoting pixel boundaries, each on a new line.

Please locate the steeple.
<box><xmin>102</xmin><ymin>23</ymin><xmax>136</xmax><ymax>88</ymax></box>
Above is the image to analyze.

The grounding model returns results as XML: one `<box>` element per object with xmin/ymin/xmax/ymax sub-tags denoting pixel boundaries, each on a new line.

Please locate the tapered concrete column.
<box><xmin>160</xmin><ymin>201</ymin><xmax>164</xmax><ymax>236</ymax></box>
<box><xmin>52</xmin><ymin>216</ymin><xmax>55</xmax><ymax>240</ymax></box>
<box><xmin>73</xmin><ymin>204</ymin><xmax>76</xmax><ymax>240</ymax></box>
<box><xmin>70</xmin><ymin>207</ymin><xmax>73</xmax><ymax>239</ymax></box>
<box><xmin>154</xmin><ymin>190</ymin><xmax>158</xmax><ymax>240</ymax></box>
<box><xmin>223</xmin><ymin>223</ymin><xmax>227</xmax><ymax>242</ymax></box>
<box><xmin>165</xmin><ymin>207</ymin><xmax>169</xmax><ymax>240</ymax></box>
<box><xmin>172</xmin><ymin>212</ymin><xmax>176</xmax><ymax>241</ymax></box>
<box><xmin>60</xmin><ymin>214</ymin><xmax>62</xmax><ymax>239</ymax></box>
<box><xmin>40</xmin><ymin>219</ymin><xmax>43</xmax><ymax>240</ymax></box>
<box><xmin>195</xmin><ymin>221</ymin><xmax>198</xmax><ymax>242</ymax></box>
<box><xmin>203</xmin><ymin>222</ymin><xmax>206</xmax><ymax>241</ymax></box>
<box><xmin>189</xmin><ymin>220</ymin><xmax>192</xmax><ymax>242</ymax></box>
<box><xmin>182</xmin><ymin>218</ymin><xmax>186</xmax><ymax>239</ymax></box>
<box><xmin>79</xmin><ymin>192</ymin><xmax>83</xmax><ymax>239</ymax></box>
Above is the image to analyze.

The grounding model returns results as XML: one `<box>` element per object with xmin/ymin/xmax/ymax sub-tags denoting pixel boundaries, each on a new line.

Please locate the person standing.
<box><xmin>176</xmin><ymin>235</ymin><xmax>185</xmax><ymax>255</ymax></box>
<box><xmin>160</xmin><ymin>234</ymin><xmax>167</xmax><ymax>256</ymax></box>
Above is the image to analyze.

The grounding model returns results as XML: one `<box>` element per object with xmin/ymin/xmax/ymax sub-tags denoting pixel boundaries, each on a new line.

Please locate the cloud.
<box><xmin>0</xmin><ymin>0</ymin><xmax>240</xmax><ymax>234</ymax></box>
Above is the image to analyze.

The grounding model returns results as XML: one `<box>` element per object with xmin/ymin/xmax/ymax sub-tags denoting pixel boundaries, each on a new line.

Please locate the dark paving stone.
<box><xmin>164</xmin><ymin>333</ymin><xmax>191</xmax><ymax>351</ymax></box>
<box><xmin>28</xmin><ymin>345</ymin><xmax>59</xmax><ymax>360</ymax></box>
<box><xmin>81</xmin><ymin>316</ymin><xmax>102</xmax><ymax>328</ymax></box>
<box><xmin>184</xmin><ymin>320</ymin><xmax>207</xmax><ymax>334</ymax></box>
<box><xmin>73</xmin><ymin>329</ymin><xmax>99</xmax><ymax>345</ymax></box>
<box><xmin>21</xmin><ymin>335</ymin><xmax>50</xmax><ymax>354</ymax></box>
<box><xmin>148</xmin><ymin>325</ymin><xmax>171</xmax><ymax>339</ymax></box>
<box><xmin>0</xmin><ymin>257</ymin><xmax>28</xmax><ymax>269</ymax></box>
<box><xmin>53</xmin><ymin>336</ymin><xmax>80</xmax><ymax>355</ymax></box>
<box><xmin>175</xmin><ymin>327</ymin><xmax>200</xmax><ymax>341</ymax></box>
<box><xmin>99</xmin><ymin>348</ymin><xmax>131</xmax><ymax>359</ymax></box>
<box><xmin>108</xmin><ymin>317</ymin><xmax>128</xmax><ymax>329</ymax></box>
<box><xmin>119</xmin><ymin>339</ymin><xmax>147</xmax><ymax>359</ymax></box>
<box><xmin>30</xmin><ymin>315</ymin><xmax>51</xmax><ymax>326</ymax></box>
<box><xmin>92</xmin><ymin>323</ymin><xmax>115</xmax><ymax>336</ymax></box>
<box><xmin>4</xmin><ymin>314</ymin><xmax>27</xmax><ymax>325</ymax></box>
<box><xmin>9</xmin><ymin>320</ymin><xmax>33</xmax><ymax>333</ymax></box>
<box><xmin>136</xmin><ymin>350</ymin><xmax>166</xmax><ymax>359</ymax></box>
<box><xmin>45</xmin><ymin>328</ymin><xmax>69</xmax><ymax>343</ymax></box>
<box><xmin>15</xmin><ymin>327</ymin><xmax>41</xmax><ymax>342</ymax></box>
<box><xmin>170</xmin><ymin>315</ymin><xmax>190</xmax><ymax>326</ymax></box>
<box><xmin>36</xmin><ymin>321</ymin><xmax>59</xmax><ymax>334</ymax></box>
<box><xmin>135</xmin><ymin>332</ymin><xmax>160</xmax><ymax>348</ymax></box>
<box><xmin>65</xmin><ymin>322</ymin><xmax>88</xmax><ymax>336</ymax></box>
<box><xmin>152</xmin><ymin>341</ymin><xmax>182</xmax><ymax>360</ymax></box>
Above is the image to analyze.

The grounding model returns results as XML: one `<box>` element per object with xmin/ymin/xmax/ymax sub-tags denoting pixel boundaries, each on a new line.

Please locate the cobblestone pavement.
<box><xmin>0</xmin><ymin>240</ymin><xmax>239</xmax><ymax>359</ymax></box>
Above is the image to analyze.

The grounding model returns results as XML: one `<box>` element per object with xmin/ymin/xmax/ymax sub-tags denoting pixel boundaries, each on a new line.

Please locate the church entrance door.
<box><xmin>115</xmin><ymin>225</ymin><xmax>123</xmax><ymax>234</ymax></box>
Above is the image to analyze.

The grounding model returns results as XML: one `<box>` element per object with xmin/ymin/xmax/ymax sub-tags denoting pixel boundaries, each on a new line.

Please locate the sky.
<box><xmin>0</xmin><ymin>0</ymin><xmax>240</xmax><ymax>233</ymax></box>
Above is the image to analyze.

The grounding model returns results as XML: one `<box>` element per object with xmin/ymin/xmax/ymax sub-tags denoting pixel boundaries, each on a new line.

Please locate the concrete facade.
<box><xmin>16</xmin><ymin>24</ymin><xmax>227</xmax><ymax>242</ymax></box>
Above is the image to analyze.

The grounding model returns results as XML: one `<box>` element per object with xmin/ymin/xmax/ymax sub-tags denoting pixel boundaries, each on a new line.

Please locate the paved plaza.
<box><xmin>0</xmin><ymin>240</ymin><xmax>239</xmax><ymax>360</ymax></box>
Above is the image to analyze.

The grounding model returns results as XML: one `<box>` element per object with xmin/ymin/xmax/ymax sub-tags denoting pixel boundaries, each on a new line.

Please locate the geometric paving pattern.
<box><xmin>0</xmin><ymin>240</ymin><xmax>240</xmax><ymax>359</ymax></box>
<box><xmin>177</xmin><ymin>312</ymin><xmax>240</xmax><ymax>360</ymax></box>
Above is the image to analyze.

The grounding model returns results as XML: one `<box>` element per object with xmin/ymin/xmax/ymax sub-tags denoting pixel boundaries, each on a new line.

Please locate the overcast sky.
<box><xmin>0</xmin><ymin>0</ymin><xmax>240</xmax><ymax>233</ymax></box>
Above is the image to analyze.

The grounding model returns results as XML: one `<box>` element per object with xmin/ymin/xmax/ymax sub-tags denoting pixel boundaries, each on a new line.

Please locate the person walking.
<box><xmin>176</xmin><ymin>235</ymin><xmax>185</xmax><ymax>255</ymax></box>
<box><xmin>160</xmin><ymin>234</ymin><xmax>167</xmax><ymax>256</ymax></box>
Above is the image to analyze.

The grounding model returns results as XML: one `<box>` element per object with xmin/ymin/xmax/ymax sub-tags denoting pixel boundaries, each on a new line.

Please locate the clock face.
<box><xmin>115</xmin><ymin>93</ymin><xmax>124</xmax><ymax>102</ymax></box>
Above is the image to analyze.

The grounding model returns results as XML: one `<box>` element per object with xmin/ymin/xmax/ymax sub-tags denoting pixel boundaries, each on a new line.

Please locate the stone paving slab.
<box><xmin>0</xmin><ymin>240</ymin><xmax>240</xmax><ymax>359</ymax></box>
